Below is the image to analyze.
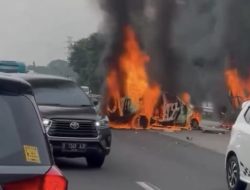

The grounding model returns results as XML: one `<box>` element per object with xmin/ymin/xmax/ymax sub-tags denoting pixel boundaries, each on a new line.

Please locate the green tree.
<box><xmin>68</xmin><ymin>33</ymin><xmax>106</xmax><ymax>93</ymax></box>
<box><xmin>28</xmin><ymin>59</ymin><xmax>77</xmax><ymax>81</ymax></box>
<box><xmin>47</xmin><ymin>59</ymin><xmax>78</xmax><ymax>80</ymax></box>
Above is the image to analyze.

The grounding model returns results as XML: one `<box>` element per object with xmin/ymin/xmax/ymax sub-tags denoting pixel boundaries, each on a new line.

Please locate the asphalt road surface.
<box><xmin>57</xmin><ymin>130</ymin><xmax>229</xmax><ymax>190</ymax></box>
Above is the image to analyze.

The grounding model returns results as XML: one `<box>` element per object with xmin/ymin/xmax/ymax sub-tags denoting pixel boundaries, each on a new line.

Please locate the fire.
<box><xmin>191</xmin><ymin>110</ymin><xmax>202</xmax><ymax>124</ymax></box>
<box><xmin>225</xmin><ymin>68</ymin><xmax>250</xmax><ymax>109</ymax></box>
<box><xmin>105</xmin><ymin>26</ymin><xmax>160</xmax><ymax>129</ymax></box>
<box><xmin>180</xmin><ymin>92</ymin><xmax>191</xmax><ymax>105</ymax></box>
<box><xmin>105</xmin><ymin>27</ymin><xmax>200</xmax><ymax>131</ymax></box>
<box><xmin>180</xmin><ymin>92</ymin><xmax>201</xmax><ymax>128</ymax></box>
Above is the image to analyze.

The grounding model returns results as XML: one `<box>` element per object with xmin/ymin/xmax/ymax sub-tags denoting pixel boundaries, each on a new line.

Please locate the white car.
<box><xmin>226</xmin><ymin>101</ymin><xmax>250</xmax><ymax>190</ymax></box>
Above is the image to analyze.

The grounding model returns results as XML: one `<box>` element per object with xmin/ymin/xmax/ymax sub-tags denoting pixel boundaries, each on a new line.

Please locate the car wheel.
<box><xmin>86</xmin><ymin>154</ymin><xmax>105</xmax><ymax>168</ymax></box>
<box><xmin>227</xmin><ymin>155</ymin><xmax>247</xmax><ymax>190</ymax></box>
<box><xmin>139</xmin><ymin>115</ymin><xmax>149</xmax><ymax>129</ymax></box>
<box><xmin>190</xmin><ymin>119</ymin><xmax>199</xmax><ymax>130</ymax></box>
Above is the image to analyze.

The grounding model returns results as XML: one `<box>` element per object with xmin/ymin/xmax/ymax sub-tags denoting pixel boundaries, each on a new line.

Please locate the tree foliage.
<box><xmin>68</xmin><ymin>33</ymin><xmax>106</xmax><ymax>93</ymax></box>
<box><xmin>28</xmin><ymin>59</ymin><xmax>77</xmax><ymax>80</ymax></box>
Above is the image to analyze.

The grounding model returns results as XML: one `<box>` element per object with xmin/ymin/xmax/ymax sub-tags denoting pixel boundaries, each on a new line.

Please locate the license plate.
<box><xmin>62</xmin><ymin>143</ymin><xmax>86</xmax><ymax>152</ymax></box>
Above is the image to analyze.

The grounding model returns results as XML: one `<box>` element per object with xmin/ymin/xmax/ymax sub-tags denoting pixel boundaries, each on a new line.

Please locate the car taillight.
<box><xmin>3</xmin><ymin>177</ymin><xmax>42</xmax><ymax>190</ymax></box>
<box><xmin>3</xmin><ymin>166</ymin><xmax>67</xmax><ymax>190</ymax></box>
<box><xmin>43</xmin><ymin>166</ymin><xmax>67</xmax><ymax>190</ymax></box>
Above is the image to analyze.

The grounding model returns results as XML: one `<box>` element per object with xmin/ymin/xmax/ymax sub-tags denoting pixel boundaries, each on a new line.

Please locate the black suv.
<box><xmin>0</xmin><ymin>75</ymin><xmax>67</xmax><ymax>190</ymax></box>
<box><xmin>12</xmin><ymin>73</ymin><xmax>111</xmax><ymax>168</ymax></box>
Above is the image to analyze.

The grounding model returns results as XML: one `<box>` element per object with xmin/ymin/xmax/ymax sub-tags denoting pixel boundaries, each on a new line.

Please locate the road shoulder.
<box><xmin>154</xmin><ymin>130</ymin><xmax>230</xmax><ymax>155</ymax></box>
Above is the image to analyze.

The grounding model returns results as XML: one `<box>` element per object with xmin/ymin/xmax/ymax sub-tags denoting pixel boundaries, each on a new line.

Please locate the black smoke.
<box><xmin>145</xmin><ymin>0</ymin><xmax>178</xmax><ymax>94</ymax></box>
<box><xmin>171</xmin><ymin>0</ymin><xmax>228</xmax><ymax>105</ymax></box>
<box><xmin>98</xmin><ymin>0</ymin><xmax>250</xmax><ymax>108</ymax></box>
<box><xmin>99</xmin><ymin>0</ymin><xmax>177</xmax><ymax>93</ymax></box>
<box><xmin>99</xmin><ymin>0</ymin><xmax>145</xmax><ymax>96</ymax></box>
<box><xmin>99</xmin><ymin>0</ymin><xmax>145</xmax><ymax>65</ymax></box>
<box><xmin>225</xmin><ymin>0</ymin><xmax>250</xmax><ymax>78</ymax></box>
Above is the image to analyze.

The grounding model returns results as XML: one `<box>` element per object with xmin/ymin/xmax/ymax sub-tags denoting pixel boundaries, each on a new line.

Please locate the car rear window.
<box><xmin>0</xmin><ymin>93</ymin><xmax>51</xmax><ymax>166</ymax></box>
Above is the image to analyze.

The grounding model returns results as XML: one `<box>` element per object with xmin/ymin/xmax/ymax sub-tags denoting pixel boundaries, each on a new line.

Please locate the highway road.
<box><xmin>57</xmin><ymin>130</ymin><xmax>228</xmax><ymax>190</ymax></box>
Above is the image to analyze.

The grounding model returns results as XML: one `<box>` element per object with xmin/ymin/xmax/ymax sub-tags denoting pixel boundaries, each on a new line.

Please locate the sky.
<box><xmin>0</xmin><ymin>0</ymin><xmax>102</xmax><ymax>65</ymax></box>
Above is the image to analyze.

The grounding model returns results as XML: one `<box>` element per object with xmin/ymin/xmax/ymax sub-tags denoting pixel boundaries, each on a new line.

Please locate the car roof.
<box><xmin>6</xmin><ymin>73</ymin><xmax>76</xmax><ymax>89</ymax></box>
<box><xmin>0</xmin><ymin>73</ymin><xmax>33</xmax><ymax>95</ymax></box>
<box><xmin>8</xmin><ymin>73</ymin><xmax>73</xmax><ymax>83</ymax></box>
<box><xmin>242</xmin><ymin>101</ymin><xmax>250</xmax><ymax>109</ymax></box>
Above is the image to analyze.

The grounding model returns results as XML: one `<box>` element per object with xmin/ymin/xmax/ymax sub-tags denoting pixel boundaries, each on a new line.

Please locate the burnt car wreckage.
<box><xmin>106</xmin><ymin>92</ymin><xmax>201</xmax><ymax>129</ymax></box>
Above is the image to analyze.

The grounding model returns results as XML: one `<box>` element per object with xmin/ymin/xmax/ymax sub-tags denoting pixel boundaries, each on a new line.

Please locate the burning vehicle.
<box><xmin>106</xmin><ymin>91</ymin><xmax>201</xmax><ymax>130</ymax></box>
<box><xmin>103</xmin><ymin>26</ymin><xmax>160</xmax><ymax>129</ymax></box>
<box><xmin>151</xmin><ymin>92</ymin><xmax>201</xmax><ymax>129</ymax></box>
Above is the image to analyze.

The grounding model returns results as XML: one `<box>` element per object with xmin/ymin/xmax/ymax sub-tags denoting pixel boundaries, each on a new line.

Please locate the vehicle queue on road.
<box><xmin>1</xmin><ymin>66</ymin><xmax>250</xmax><ymax>190</ymax></box>
<box><xmin>0</xmin><ymin>70</ymin><xmax>112</xmax><ymax>190</ymax></box>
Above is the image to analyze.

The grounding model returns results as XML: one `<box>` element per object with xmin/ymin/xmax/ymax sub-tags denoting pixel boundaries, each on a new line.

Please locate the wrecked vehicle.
<box><xmin>106</xmin><ymin>92</ymin><xmax>201</xmax><ymax>129</ymax></box>
<box><xmin>151</xmin><ymin>92</ymin><xmax>201</xmax><ymax>129</ymax></box>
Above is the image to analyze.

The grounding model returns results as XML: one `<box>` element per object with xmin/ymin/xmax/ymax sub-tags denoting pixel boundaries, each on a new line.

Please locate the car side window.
<box><xmin>244</xmin><ymin>107</ymin><xmax>250</xmax><ymax>124</ymax></box>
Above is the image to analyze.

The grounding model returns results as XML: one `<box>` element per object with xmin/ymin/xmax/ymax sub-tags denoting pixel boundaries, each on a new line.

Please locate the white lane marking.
<box><xmin>136</xmin><ymin>181</ymin><xmax>161</xmax><ymax>190</ymax></box>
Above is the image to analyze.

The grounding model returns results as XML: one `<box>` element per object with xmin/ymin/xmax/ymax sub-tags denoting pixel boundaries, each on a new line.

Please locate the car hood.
<box><xmin>38</xmin><ymin>105</ymin><xmax>97</xmax><ymax>120</ymax></box>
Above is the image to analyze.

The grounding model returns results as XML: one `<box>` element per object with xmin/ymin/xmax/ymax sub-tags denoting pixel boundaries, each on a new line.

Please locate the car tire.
<box><xmin>190</xmin><ymin>119</ymin><xmax>199</xmax><ymax>130</ymax></box>
<box><xmin>86</xmin><ymin>154</ymin><xmax>105</xmax><ymax>168</ymax></box>
<box><xmin>226</xmin><ymin>155</ymin><xmax>247</xmax><ymax>190</ymax></box>
<box><xmin>139</xmin><ymin>115</ymin><xmax>149</xmax><ymax>129</ymax></box>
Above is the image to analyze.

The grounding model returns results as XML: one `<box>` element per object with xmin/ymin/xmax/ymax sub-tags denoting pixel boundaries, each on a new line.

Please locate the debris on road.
<box><xmin>200</xmin><ymin>120</ymin><xmax>229</xmax><ymax>134</ymax></box>
<box><xmin>186</xmin><ymin>136</ymin><xmax>193</xmax><ymax>141</ymax></box>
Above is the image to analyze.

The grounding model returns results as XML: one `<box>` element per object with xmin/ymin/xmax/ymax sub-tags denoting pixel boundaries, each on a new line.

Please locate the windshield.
<box><xmin>0</xmin><ymin>94</ymin><xmax>50</xmax><ymax>166</ymax></box>
<box><xmin>33</xmin><ymin>81</ymin><xmax>91</xmax><ymax>107</ymax></box>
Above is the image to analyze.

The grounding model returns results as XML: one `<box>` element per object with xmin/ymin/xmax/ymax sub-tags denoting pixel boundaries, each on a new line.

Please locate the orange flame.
<box><xmin>180</xmin><ymin>92</ymin><xmax>191</xmax><ymax>105</ymax></box>
<box><xmin>180</xmin><ymin>92</ymin><xmax>201</xmax><ymax>125</ymax></box>
<box><xmin>225</xmin><ymin>68</ymin><xmax>250</xmax><ymax>109</ymax></box>
<box><xmin>105</xmin><ymin>26</ymin><xmax>160</xmax><ymax>129</ymax></box>
<box><xmin>191</xmin><ymin>110</ymin><xmax>202</xmax><ymax>123</ymax></box>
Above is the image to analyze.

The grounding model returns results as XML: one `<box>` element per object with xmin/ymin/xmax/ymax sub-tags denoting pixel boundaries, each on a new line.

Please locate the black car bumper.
<box><xmin>48</xmin><ymin>128</ymin><xmax>111</xmax><ymax>158</ymax></box>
